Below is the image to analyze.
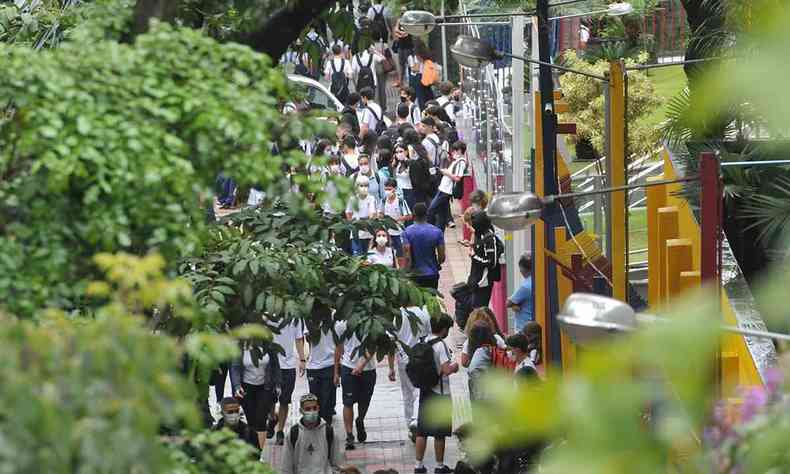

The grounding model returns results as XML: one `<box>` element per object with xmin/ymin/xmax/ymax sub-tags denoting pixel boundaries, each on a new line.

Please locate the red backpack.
<box><xmin>489</xmin><ymin>345</ymin><xmax>516</xmax><ymax>371</ymax></box>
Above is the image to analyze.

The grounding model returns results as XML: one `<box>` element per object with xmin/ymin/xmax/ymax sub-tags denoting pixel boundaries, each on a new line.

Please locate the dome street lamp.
<box><xmin>558</xmin><ymin>293</ymin><xmax>790</xmax><ymax>346</ymax></box>
<box><xmin>486</xmin><ymin>192</ymin><xmax>545</xmax><ymax>231</ymax></box>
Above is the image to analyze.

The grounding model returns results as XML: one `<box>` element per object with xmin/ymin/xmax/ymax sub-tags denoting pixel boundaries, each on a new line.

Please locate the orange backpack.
<box><xmin>421</xmin><ymin>60</ymin><xmax>439</xmax><ymax>86</ymax></box>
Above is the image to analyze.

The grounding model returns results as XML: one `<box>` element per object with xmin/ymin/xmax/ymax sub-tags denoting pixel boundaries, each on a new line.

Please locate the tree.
<box><xmin>0</xmin><ymin>24</ymin><xmax>331</xmax><ymax>317</ymax></box>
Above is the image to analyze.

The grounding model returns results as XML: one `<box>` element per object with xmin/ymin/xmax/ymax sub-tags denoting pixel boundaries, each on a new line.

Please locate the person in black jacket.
<box><xmin>403</xmin><ymin>128</ymin><xmax>432</xmax><ymax>206</ymax></box>
<box><xmin>466</xmin><ymin>211</ymin><xmax>502</xmax><ymax>310</ymax></box>
<box><xmin>212</xmin><ymin>397</ymin><xmax>259</xmax><ymax>449</ymax></box>
<box><xmin>231</xmin><ymin>343</ymin><xmax>282</xmax><ymax>453</ymax></box>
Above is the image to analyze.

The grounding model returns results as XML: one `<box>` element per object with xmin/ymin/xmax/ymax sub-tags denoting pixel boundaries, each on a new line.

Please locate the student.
<box><xmin>401</xmin><ymin>86</ymin><xmax>422</xmax><ymax>126</ymax></box>
<box><xmin>346</xmin><ymin>175</ymin><xmax>379</xmax><ymax>256</ymax></box>
<box><xmin>350</xmin><ymin>154</ymin><xmax>383</xmax><ymax>205</ymax></box>
<box><xmin>325</xmin><ymin>44</ymin><xmax>352</xmax><ymax>104</ymax></box>
<box><xmin>335</xmin><ymin>320</ymin><xmax>396</xmax><ymax>450</ymax></box>
<box><xmin>522</xmin><ymin>321</ymin><xmax>542</xmax><ymax>368</ymax></box>
<box><xmin>352</xmin><ymin>46</ymin><xmax>384</xmax><ymax>92</ymax></box>
<box><xmin>507</xmin><ymin>253</ymin><xmax>534</xmax><ymax>332</ymax></box>
<box><xmin>466</xmin><ymin>323</ymin><xmax>497</xmax><ymax>402</ymax></box>
<box><xmin>269</xmin><ymin>319</ymin><xmax>307</xmax><ymax>445</ymax></box>
<box><xmin>427</xmin><ymin>140</ymin><xmax>467</xmax><ymax>233</ymax></box>
<box><xmin>402</xmin><ymin>203</ymin><xmax>445</xmax><ymax>290</ymax></box>
<box><xmin>367</xmin><ymin>229</ymin><xmax>397</xmax><ymax>268</ymax></box>
<box><xmin>381</xmin><ymin>178</ymin><xmax>412</xmax><ymax>256</ymax></box>
<box><xmin>340</xmin><ymin>135</ymin><xmax>360</xmax><ymax>176</ymax></box>
<box><xmin>466</xmin><ymin>211</ymin><xmax>503</xmax><ymax>312</ymax></box>
<box><xmin>460</xmin><ymin>307</ymin><xmax>506</xmax><ymax>368</ymax></box>
<box><xmin>393</xmin><ymin>145</ymin><xmax>415</xmax><ymax>211</ymax></box>
<box><xmin>414</xmin><ymin>314</ymin><xmax>458</xmax><ymax>474</ymax></box>
<box><xmin>305</xmin><ymin>311</ymin><xmax>341</xmax><ymax>426</ymax></box>
<box><xmin>419</xmin><ymin>117</ymin><xmax>441</xmax><ymax>169</ymax></box>
<box><xmin>435</xmin><ymin>81</ymin><xmax>457</xmax><ymax>125</ymax></box>
<box><xmin>230</xmin><ymin>342</ymin><xmax>282</xmax><ymax>454</ymax></box>
<box><xmin>506</xmin><ymin>333</ymin><xmax>539</xmax><ymax>380</ymax></box>
<box><xmin>359</xmin><ymin>87</ymin><xmax>384</xmax><ymax>139</ymax></box>
<box><xmin>281</xmin><ymin>394</ymin><xmax>344</xmax><ymax>474</ymax></box>
<box><xmin>212</xmin><ymin>397</ymin><xmax>258</xmax><ymax>448</ymax></box>
<box><xmin>403</xmin><ymin>128</ymin><xmax>432</xmax><ymax>207</ymax></box>
<box><xmin>395</xmin><ymin>306</ymin><xmax>432</xmax><ymax>441</ymax></box>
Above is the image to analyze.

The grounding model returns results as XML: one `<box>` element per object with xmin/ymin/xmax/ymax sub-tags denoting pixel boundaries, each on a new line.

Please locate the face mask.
<box><xmin>376</xmin><ymin>236</ymin><xmax>388</xmax><ymax>247</ymax></box>
<box><xmin>400</xmin><ymin>96</ymin><xmax>408</xmax><ymax>103</ymax></box>
<box><xmin>302</xmin><ymin>411</ymin><xmax>320</xmax><ymax>424</ymax></box>
<box><xmin>223</xmin><ymin>412</ymin><xmax>240</xmax><ymax>426</ymax></box>
<box><xmin>357</xmin><ymin>186</ymin><xmax>369</xmax><ymax>198</ymax></box>
<box><xmin>360</xmin><ymin>165</ymin><xmax>370</xmax><ymax>174</ymax></box>
<box><xmin>384</xmin><ymin>189</ymin><xmax>394</xmax><ymax>199</ymax></box>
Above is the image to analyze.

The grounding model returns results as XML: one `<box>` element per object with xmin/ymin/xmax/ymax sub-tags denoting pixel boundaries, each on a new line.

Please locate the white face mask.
<box><xmin>376</xmin><ymin>236</ymin><xmax>388</xmax><ymax>247</ymax></box>
<box><xmin>360</xmin><ymin>164</ymin><xmax>370</xmax><ymax>174</ymax></box>
<box><xmin>357</xmin><ymin>186</ymin><xmax>369</xmax><ymax>198</ymax></box>
<box><xmin>384</xmin><ymin>189</ymin><xmax>395</xmax><ymax>199</ymax></box>
<box><xmin>302</xmin><ymin>410</ymin><xmax>320</xmax><ymax>424</ymax></box>
<box><xmin>223</xmin><ymin>412</ymin><xmax>241</xmax><ymax>426</ymax></box>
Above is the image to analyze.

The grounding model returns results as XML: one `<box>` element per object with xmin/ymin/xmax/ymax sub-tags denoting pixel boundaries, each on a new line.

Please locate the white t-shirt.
<box><xmin>438</xmin><ymin>158</ymin><xmax>467</xmax><ymax>195</ymax></box>
<box><xmin>396</xmin><ymin>306</ymin><xmax>432</xmax><ymax>362</ymax></box>
<box><xmin>461</xmin><ymin>334</ymin><xmax>506</xmax><ymax>356</ymax></box>
<box><xmin>346</xmin><ymin>194</ymin><xmax>378</xmax><ymax>239</ymax></box>
<box><xmin>367</xmin><ymin>4</ymin><xmax>388</xmax><ymax>21</ymax></box>
<box><xmin>305</xmin><ymin>327</ymin><xmax>337</xmax><ymax>370</ymax></box>
<box><xmin>335</xmin><ymin>321</ymin><xmax>377</xmax><ymax>372</ymax></box>
<box><xmin>408</xmin><ymin>103</ymin><xmax>422</xmax><ymax>126</ymax></box>
<box><xmin>352</xmin><ymin>51</ymin><xmax>382</xmax><ymax>87</ymax></box>
<box><xmin>395</xmin><ymin>163</ymin><xmax>412</xmax><ymax>190</ymax></box>
<box><xmin>271</xmin><ymin>319</ymin><xmax>304</xmax><ymax>370</ymax></box>
<box><xmin>361</xmin><ymin>102</ymin><xmax>383</xmax><ymax>133</ymax></box>
<box><xmin>382</xmin><ymin>196</ymin><xmax>406</xmax><ymax>236</ymax></box>
<box><xmin>367</xmin><ymin>247</ymin><xmax>395</xmax><ymax>267</ymax></box>
<box><xmin>430</xmin><ymin>337</ymin><xmax>452</xmax><ymax>394</ymax></box>
<box><xmin>422</xmin><ymin>134</ymin><xmax>441</xmax><ymax>166</ymax></box>
<box><xmin>324</xmin><ymin>56</ymin><xmax>352</xmax><ymax>79</ymax></box>
<box><xmin>342</xmin><ymin>152</ymin><xmax>359</xmax><ymax>173</ymax></box>
<box><xmin>241</xmin><ymin>350</ymin><xmax>270</xmax><ymax>386</ymax></box>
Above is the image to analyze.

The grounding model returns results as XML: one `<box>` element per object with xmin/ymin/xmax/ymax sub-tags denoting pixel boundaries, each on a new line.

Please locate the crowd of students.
<box><xmin>207</xmin><ymin>3</ymin><xmax>545</xmax><ymax>472</ymax></box>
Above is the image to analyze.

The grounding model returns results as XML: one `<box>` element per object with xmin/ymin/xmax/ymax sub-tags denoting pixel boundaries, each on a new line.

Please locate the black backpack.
<box><xmin>370</xmin><ymin>5</ymin><xmax>389</xmax><ymax>42</ymax></box>
<box><xmin>406</xmin><ymin>337</ymin><xmax>443</xmax><ymax>391</ymax></box>
<box><xmin>356</xmin><ymin>54</ymin><xmax>375</xmax><ymax>92</ymax></box>
<box><xmin>329</xmin><ymin>59</ymin><xmax>349</xmax><ymax>104</ymax></box>
<box><xmin>341</xmin><ymin>106</ymin><xmax>360</xmax><ymax>136</ymax></box>
<box><xmin>294</xmin><ymin>54</ymin><xmax>313</xmax><ymax>78</ymax></box>
<box><xmin>367</xmin><ymin>105</ymin><xmax>387</xmax><ymax>136</ymax></box>
<box><xmin>289</xmin><ymin>423</ymin><xmax>334</xmax><ymax>462</ymax></box>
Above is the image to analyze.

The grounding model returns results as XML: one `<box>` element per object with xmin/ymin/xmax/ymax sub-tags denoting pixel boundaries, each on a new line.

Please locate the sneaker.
<box><xmin>275</xmin><ymin>431</ymin><xmax>285</xmax><ymax>446</ymax></box>
<box><xmin>434</xmin><ymin>465</ymin><xmax>453</xmax><ymax>474</ymax></box>
<box><xmin>345</xmin><ymin>433</ymin><xmax>355</xmax><ymax>450</ymax></box>
<box><xmin>355</xmin><ymin>418</ymin><xmax>367</xmax><ymax>443</ymax></box>
<box><xmin>448</xmin><ymin>221</ymin><xmax>456</xmax><ymax>228</ymax></box>
<box><xmin>414</xmin><ymin>467</ymin><xmax>427</xmax><ymax>474</ymax></box>
<box><xmin>266</xmin><ymin>416</ymin><xmax>277</xmax><ymax>439</ymax></box>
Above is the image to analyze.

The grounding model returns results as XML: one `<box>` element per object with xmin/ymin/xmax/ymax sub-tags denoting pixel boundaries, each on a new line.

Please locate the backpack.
<box><xmin>367</xmin><ymin>105</ymin><xmax>387</xmax><ymax>136</ymax></box>
<box><xmin>329</xmin><ymin>59</ymin><xmax>349</xmax><ymax>104</ymax></box>
<box><xmin>294</xmin><ymin>54</ymin><xmax>313</xmax><ymax>78</ymax></box>
<box><xmin>289</xmin><ymin>423</ymin><xmax>334</xmax><ymax>462</ymax></box>
<box><xmin>490</xmin><ymin>345</ymin><xmax>517</xmax><ymax>371</ymax></box>
<box><xmin>487</xmin><ymin>233</ymin><xmax>505</xmax><ymax>282</ymax></box>
<box><xmin>370</xmin><ymin>5</ymin><xmax>389</xmax><ymax>42</ymax></box>
<box><xmin>356</xmin><ymin>54</ymin><xmax>376</xmax><ymax>92</ymax></box>
<box><xmin>340</xmin><ymin>106</ymin><xmax>360</xmax><ymax>136</ymax></box>
<box><xmin>450</xmin><ymin>282</ymin><xmax>474</xmax><ymax>330</ymax></box>
<box><xmin>406</xmin><ymin>337</ymin><xmax>444</xmax><ymax>391</ymax></box>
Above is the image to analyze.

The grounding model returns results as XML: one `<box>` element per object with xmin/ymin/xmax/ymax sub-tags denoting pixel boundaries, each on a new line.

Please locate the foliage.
<box><xmin>0</xmin><ymin>24</ymin><xmax>331</xmax><ymax>317</ymax></box>
<box><xmin>166</xmin><ymin>429</ymin><xmax>274</xmax><ymax>474</ymax></box>
<box><xmin>0</xmin><ymin>263</ymin><xmax>199</xmax><ymax>473</ymax></box>
<box><xmin>0</xmin><ymin>0</ymin><xmax>81</xmax><ymax>47</ymax></box>
<box><xmin>181</xmin><ymin>204</ymin><xmax>442</xmax><ymax>360</ymax></box>
<box><xmin>558</xmin><ymin>50</ymin><xmax>661</xmax><ymax>159</ymax></box>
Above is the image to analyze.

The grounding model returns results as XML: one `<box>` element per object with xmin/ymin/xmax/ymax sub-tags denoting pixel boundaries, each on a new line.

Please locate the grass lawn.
<box><xmin>643</xmin><ymin>65</ymin><xmax>688</xmax><ymax>129</ymax></box>
<box><xmin>579</xmin><ymin>207</ymin><xmax>649</xmax><ymax>262</ymax></box>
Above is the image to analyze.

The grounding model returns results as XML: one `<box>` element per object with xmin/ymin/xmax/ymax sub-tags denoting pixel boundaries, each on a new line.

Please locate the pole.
<box><xmin>608</xmin><ymin>60</ymin><xmax>627</xmax><ymax>302</ymax></box>
<box><xmin>536</xmin><ymin>0</ymin><xmax>561</xmax><ymax>366</ymax></box>
<box><xmin>700</xmin><ymin>151</ymin><xmax>722</xmax><ymax>394</ymax></box>
<box><xmin>441</xmin><ymin>0</ymin><xmax>448</xmax><ymax>81</ymax></box>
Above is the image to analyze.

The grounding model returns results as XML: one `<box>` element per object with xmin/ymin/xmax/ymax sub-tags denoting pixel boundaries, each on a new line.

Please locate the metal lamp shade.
<box><xmin>399</xmin><ymin>10</ymin><xmax>437</xmax><ymax>36</ymax></box>
<box><xmin>486</xmin><ymin>192</ymin><xmax>544</xmax><ymax>231</ymax></box>
<box><xmin>557</xmin><ymin>293</ymin><xmax>637</xmax><ymax>345</ymax></box>
<box><xmin>450</xmin><ymin>35</ymin><xmax>498</xmax><ymax>69</ymax></box>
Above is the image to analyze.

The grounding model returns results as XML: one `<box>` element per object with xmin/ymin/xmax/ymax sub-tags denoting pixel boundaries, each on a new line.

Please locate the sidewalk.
<box><xmin>262</xmin><ymin>211</ymin><xmax>473</xmax><ymax>473</ymax></box>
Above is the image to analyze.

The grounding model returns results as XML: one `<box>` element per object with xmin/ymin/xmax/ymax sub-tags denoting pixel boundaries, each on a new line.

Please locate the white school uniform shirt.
<box><xmin>431</xmin><ymin>337</ymin><xmax>452</xmax><ymax>394</ymax></box>
<box><xmin>361</xmin><ymin>101</ymin><xmax>383</xmax><ymax>133</ymax></box>
<box><xmin>367</xmin><ymin>247</ymin><xmax>395</xmax><ymax>267</ymax></box>
<box><xmin>395</xmin><ymin>162</ymin><xmax>412</xmax><ymax>191</ymax></box>
<box><xmin>305</xmin><ymin>326</ymin><xmax>337</xmax><ymax>370</ymax></box>
<box><xmin>436</xmin><ymin>95</ymin><xmax>457</xmax><ymax>122</ymax></box>
<box><xmin>346</xmin><ymin>194</ymin><xmax>378</xmax><ymax>239</ymax></box>
<box><xmin>382</xmin><ymin>195</ymin><xmax>408</xmax><ymax>236</ymax></box>
<box><xmin>438</xmin><ymin>158</ymin><xmax>467</xmax><ymax>195</ymax></box>
<box><xmin>324</xmin><ymin>56</ymin><xmax>352</xmax><ymax>80</ymax></box>
<box><xmin>270</xmin><ymin>319</ymin><xmax>304</xmax><ymax>370</ymax></box>
<box><xmin>367</xmin><ymin>4</ymin><xmax>389</xmax><ymax>21</ymax></box>
<box><xmin>335</xmin><ymin>321</ymin><xmax>377</xmax><ymax>371</ymax></box>
<box><xmin>352</xmin><ymin>50</ymin><xmax>383</xmax><ymax>87</ymax></box>
<box><xmin>241</xmin><ymin>350</ymin><xmax>270</xmax><ymax>385</ymax></box>
<box><xmin>396</xmin><ymin>306</ymin><xmax>432</xmax><ymax>363</ymax></box>
<box><xmin>461</xmin><ymin>334</ymin><xmax>506</xmax><ymax>356</ymax></box>
<box><xmin>408</xmin><ymin>103</ymin><xmax>422</xmax><ymax>126</ymax></box>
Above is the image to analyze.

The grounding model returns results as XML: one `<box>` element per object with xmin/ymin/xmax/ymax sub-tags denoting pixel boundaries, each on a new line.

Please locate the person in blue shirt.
<box><xmin>507</xmin><ymin>253</ymin><xmax>534</xmax><ymax>332</ymax></box>
<box><xmin>402</xmin><ymin>202</ymin><xmax>445</xmax><ymax>289</ymax></box>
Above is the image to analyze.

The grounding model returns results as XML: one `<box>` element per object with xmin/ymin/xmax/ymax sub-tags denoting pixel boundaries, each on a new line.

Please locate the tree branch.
<box><xmin>234</xmin><ymin>0</ymin><xmax>336</xmax><ymax>61</ymax></box>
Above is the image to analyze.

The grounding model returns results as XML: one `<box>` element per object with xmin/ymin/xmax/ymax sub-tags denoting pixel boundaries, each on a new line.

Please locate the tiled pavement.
<box><xmin>211</xmin><ymin>204</ymin><xmax>473</xmax><ymax>473</ymax></box>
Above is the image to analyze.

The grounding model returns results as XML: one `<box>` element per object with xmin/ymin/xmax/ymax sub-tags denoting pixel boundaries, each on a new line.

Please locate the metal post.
<box><xmin>441</xmin><ymin>0</ymin><xmax>448</xmax><ymax>81</ymax></box>
<box><xmin>536</xmin><ymin>0</ymin><xmax>562</xmax><ymax>366</ymax></box>
<box><xmin>699</xmin><ymin>151</ymin><xmax>722</xmax><ymax>394</ymax></box>
<box><xmin>608</xmin><ymin>60</ymin><xmax>627</xmax><ymax>302</ymax></box>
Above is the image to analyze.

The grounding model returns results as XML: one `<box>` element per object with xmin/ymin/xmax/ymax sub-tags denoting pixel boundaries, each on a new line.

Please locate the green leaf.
<box><xmin>232</xmin><ymin>260</ymin><xmax>247</xmax><ymax>276</ymax></box>
<box><xmin>255</xmin><ymin>292</ymin><xmax>266</xmax><ymax>311</ymax></box>
<box><xmin>243</xmin><ymin>285</ymin><xmax>253</xmax><ymax>307</ymax></box>
<box><xmin>249</xmin><ymin>259</ymin><xmax>259</xmax><ymax>276</ymax></box>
